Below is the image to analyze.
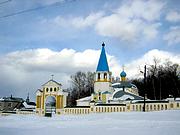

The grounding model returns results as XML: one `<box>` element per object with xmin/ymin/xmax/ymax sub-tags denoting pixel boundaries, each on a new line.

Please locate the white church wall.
<box><xmin>94</xmin><ymin>82</ymin><xmax>111</xmax><ymax>93</ymax></box>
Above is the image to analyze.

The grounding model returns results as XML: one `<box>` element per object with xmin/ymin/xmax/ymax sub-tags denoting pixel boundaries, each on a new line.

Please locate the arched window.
<box><xmin>150</xmin><ymin>105</ymin><xmax>152</xmax><ymax>110</ymax></box>
<box><xmin>98</xmin><ymin>73</ymin><xmax>100</xmax><ymax>80</ymax></box>
<box><xmin>98</xmin><ymin>92</ymin><xmax>101</xmax><ymax>100</ymax></box>
<box><xmin>46</xmin><ymin>88</ymin><xmax>49</xmax><ymax>92</ymax></box>
<box><xmin>104</xmin><ymin>73</ymin><xmax>107</xmax><ymax>79</ymax></box>
<box><xmin>161</xmin><ymin>105</ymin><xmax>164</xmax><ymax>110</ymax></box>
<box><xmin>165</xmin><ymin>105</ymin><xmax>167</xmax><ymax>110</ymax></box>
<box><xmin>50</xmin><ymin>88</ymin><xmax>53</xmax><ymax>92</ymax></box>
<box><xmin>170</xmin><ymin>103</ymin><xmax>173</xmax><ymax>108</ymax></box>
<box><xmin>54</xmin><ymin>88</ymin><xmax>56</xmax><ymax>92</ymax></box>
<box><xmin>158</xmin><ymin>105</ymin><xmax>160</xmax><ymax>110</ymax></box>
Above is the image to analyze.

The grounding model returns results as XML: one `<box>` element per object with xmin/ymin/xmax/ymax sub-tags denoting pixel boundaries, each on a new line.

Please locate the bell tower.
<box><xmin>94</xmin><ymin>43</ymin><xmax>112</xmax><ymax>98</ymax></box>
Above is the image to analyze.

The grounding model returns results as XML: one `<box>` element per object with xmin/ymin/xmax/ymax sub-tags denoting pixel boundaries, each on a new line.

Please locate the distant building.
<box><xmin>0</xmin><ymin>96</ymin><xmax>24</xmax><ymax>112</ymax></box>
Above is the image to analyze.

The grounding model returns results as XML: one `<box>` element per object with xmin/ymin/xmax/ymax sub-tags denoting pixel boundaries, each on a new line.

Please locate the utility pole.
<box><xmin>143</xmin><ymin>65</ymin><xmax>147</xmax><ymax>112</ymax></box>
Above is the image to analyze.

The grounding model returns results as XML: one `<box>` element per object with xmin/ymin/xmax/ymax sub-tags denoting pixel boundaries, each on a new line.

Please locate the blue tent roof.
<box><xmin>96</xmin><ymin>43</ymin><xmax>109</xmax><ymax>72</ymax></box>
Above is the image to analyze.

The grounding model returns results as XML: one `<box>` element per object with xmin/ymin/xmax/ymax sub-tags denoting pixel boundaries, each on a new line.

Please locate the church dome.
<box><xmin>120</xmin><ymin>71</ymin><xmax>126</xmax><ymax>77</ymax></box>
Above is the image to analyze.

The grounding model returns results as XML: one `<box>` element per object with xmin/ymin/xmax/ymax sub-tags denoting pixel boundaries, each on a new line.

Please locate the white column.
<box><xmin>107</xmin><ymin>73</ymin><xmax>109</xmax><ymax>81</ymax></box>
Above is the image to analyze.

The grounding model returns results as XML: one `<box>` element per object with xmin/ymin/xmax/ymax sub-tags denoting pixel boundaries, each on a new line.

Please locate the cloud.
<box><xmin>44</xmin><ymin>12</ymin><xmax>104</xmax><ymax>29</ymax></box>
<box><xmin>95</xmin><ymin>0</ymin><xmax>164</xmax><ymax>42</ymax></box>
<box><xmin>71</xmin><ymin>12</ymin><xmax>104</xmax><ymax>29</ymax></box>
<box><xmin>0</xmin><ymin>48</ymin><xmax>179</xmax><ymax>100</ymax></box>
<box><xmin>125</xmin><ymin>49</ymin><xmax>180</xmax><ymax>79</ymax></box>
<box><xmin>0</xmin><ymin>48</ymin><xmax>119</xmax><ymax>99</ymax></box>
<box><xmin>166</xmin><ymin>11</ymin><xmax>180</xmax><ymax>22</ymax></box>
<box><xmin>163</xmin><ymin>26</ymin><xmax>180</xmax><ymax>45</ymax></box>
<box><xmin>39</xmin><ymin>0</ymin><xmax>164</xmax><ymax>42</ymax></box>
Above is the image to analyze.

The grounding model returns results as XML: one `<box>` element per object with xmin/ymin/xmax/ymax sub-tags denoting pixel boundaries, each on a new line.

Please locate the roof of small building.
<box><xmin>102</xmin><ymin>91</ymin><xmax>112</xmax><ymax>94</ymax></box>
<box><xmin>113</xmin><ymin>90</ymin><xmax>143</xmax><ymax>100</ymax></box>
<box><xmin>76</xmin><ymin>96</ymin><xmax>91</xmax><ymax>102</ymax></box>
<box><xmin>112</xmin><ymin>82</ymin><xmax>137</xmax><ymax>89</ymax></box>
<box><xmin>42</xmin><ymin>79</ymin><xmax>62</xmax><ymax>86</ymax></box>
<box><xmin>0</xmin><ymin>96</ymin><xmax>24</xmax><ymax>102</ymax></box>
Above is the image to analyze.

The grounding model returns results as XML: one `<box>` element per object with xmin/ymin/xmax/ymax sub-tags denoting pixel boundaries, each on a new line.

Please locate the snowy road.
<box><xmin>0</xmin><ymin>110</ymin><xmax>180</xmax><ymax>135</ymax></box>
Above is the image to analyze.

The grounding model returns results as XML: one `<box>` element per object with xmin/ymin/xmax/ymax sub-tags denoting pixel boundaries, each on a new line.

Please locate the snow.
<box><xmin>23</xmin><ymin>102</ymin><xmax>35</xmax><ymax>109</ymax></box>
<box><xmin>0</xmin><ymin>110</ymin><xmax>180</xmax><ymax>135</ymax></box>
<box><xmin>76</xmin><ymin>96</ymin><xmax>91</xmax><ymax>101</ymax></box>
<box><xmin>115</xmin><ymin>94</ymin><xmax>135</xmax><ymax>100</ymax></box>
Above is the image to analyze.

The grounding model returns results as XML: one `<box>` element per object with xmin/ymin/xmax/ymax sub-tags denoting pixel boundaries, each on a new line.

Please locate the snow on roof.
<box><xmin>114</xmin><ymin>95</ymin><xmax>135</xmax><ymax>100</ymax></box>
<box><xmin>23</xmin><ymin>102</ymin><xmax>36</xmax><ymax>109</ymax></box>
<box><xmin>76</xmin><ymin>96</ymin><xmax>91</xmax><ymax>102</ymax></box>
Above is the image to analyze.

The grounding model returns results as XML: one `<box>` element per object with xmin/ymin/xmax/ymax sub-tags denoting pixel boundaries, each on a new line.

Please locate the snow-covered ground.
<box><xmin>0</xmin><ymin>110</ymin><xmax>180</xmax><ymax>135</ymax></box>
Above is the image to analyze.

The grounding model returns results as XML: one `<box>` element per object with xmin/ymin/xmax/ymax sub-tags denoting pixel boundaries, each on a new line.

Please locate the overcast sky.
<box><xmin>0</xmin><ymin>0</ymin><xmax>179</xmax><ymax>101</ymax></box>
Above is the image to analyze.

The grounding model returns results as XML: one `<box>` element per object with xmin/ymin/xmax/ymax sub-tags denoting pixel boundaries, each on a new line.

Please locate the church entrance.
<box><xmin>36</xmin><ymin>79</ymin><xmax>68</xmax><ymax>116</ymax></box>
<box><xmin>45</xmin><ymin>96</ymin><xmax>56</xmax><ymax>114</ymax></box>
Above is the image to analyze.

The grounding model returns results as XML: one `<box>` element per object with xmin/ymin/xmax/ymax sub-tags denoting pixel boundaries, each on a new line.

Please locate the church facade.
<box><xmin>36</xmin><ymin>43</ymin><xmax>180</xmax><ymax>115</ymax></box>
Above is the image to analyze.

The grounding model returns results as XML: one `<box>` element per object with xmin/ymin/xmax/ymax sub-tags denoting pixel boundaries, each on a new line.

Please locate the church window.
<box><xmin>98</xmin><ymin>73</ymin><xmax>100</xmax><ymax>80</ymax></box>
<box><xmin>46</xmin><ymin>88</ymin><xmax>49</xmax><ymax>92</ymax></box>
<box><xmin>170</xmin><ymin>103</ymin><xmax>173</xmax><ymax>108</ymax></box>
<box><xmin>104</xmin><ymin>73</ymin><xmax>107</xmax><ymax>79</ymax></box>
<box><xmin>165</xmin><ymin>105</ymin><xmax>167</xmax><ymax>110</ymax></box>
<box><xmin>50</xmin><ymin>88</ymin><xmax>53</xmax><ymax>92</ymax></box>
<box><xmin>157</xmin><ymin>105</ymin><xmax>160</xmax><ymax>110</ymax></box>
<box><xmin>132</xmin><ymin>105</ymin><xmax>135</xmax><ymax>111</ymax></box>
<box><xmin>150</xmin><ymin>105</ymin><xmax>152</xmax><ymax>110</ymax></box>
<box><xmin>117</xmin><ymin>107</ymin><xmax>119</xmax><ymax>112</ymax></box>
<box><xmin>139</xmin><ymin>105</ymin><xmax>141</xmax><ymax>111</ymax></box>
<box><xmin>91</xmin><ymin>107</ymin><xmax>93</xmax><ymax>112</ymax></box>
<box><xmin>161</xmin><ymin>105</ymin><xmax>164</xmax><ymax>110</ymax></box>
<box><xmin>154</xmin><ymin>105</ymin><xmax>156</xmax><ymax>110</ymax></box>
<box><xmin>177</xmin><ymin>103</ymin><xmax>179</xmax><ymax>108</ymax></box>
<box><xmin>54</xmin><ymin>88</ymin><xmax>56</xmax><ymax>92</ymax></box>
<box><xmin>136</xmin><ymin>105</ymin><xmax>138</xmax><ymax>111</ymax></box>
<box><xmin>98</xmin><ymin>92</ymin><xmax>101</xmax><ymax>100</ymax></box>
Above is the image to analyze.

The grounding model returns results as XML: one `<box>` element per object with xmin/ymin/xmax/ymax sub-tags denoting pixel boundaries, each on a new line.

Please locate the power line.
<box><xmin>0</xmin><ymin>0</ymin><xmax>12</xmax><ymax>5</ymax></box>
<box><xmin>0</xmin><ymin>0</ymin><xmax>75</xmax><ymax>19</ymax></box>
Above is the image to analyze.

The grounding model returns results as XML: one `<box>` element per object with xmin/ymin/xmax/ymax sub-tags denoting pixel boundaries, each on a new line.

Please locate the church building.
<box><xmin>77</xmin><ymin>43</ymin><xmax>143</xmax><ymax>106</ymax></box>
<box><xmin>36</xmin><ymin>43</ymin><xmax>180</xmax><ymax>115</ymax></box>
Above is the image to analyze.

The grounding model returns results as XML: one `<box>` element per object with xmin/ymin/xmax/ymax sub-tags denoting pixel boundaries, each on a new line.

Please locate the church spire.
<box><xmin>96</xmin><ymin>42</ymin><xmax>109</xmax><ymax>72</ymax></box>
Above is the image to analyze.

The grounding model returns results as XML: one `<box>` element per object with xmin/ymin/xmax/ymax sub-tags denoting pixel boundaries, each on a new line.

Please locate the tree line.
<box><xmin>132</xmin><ymin>60</ymin><xmax>180</xmax><ymax>100</ymax></box>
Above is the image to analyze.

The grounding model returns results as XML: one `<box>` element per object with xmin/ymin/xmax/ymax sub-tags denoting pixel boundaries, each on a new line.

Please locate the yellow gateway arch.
<box><xmin>36</xmin><ymin>79</ymin><xmax>68</xmax><ymax>115</ymax></box>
